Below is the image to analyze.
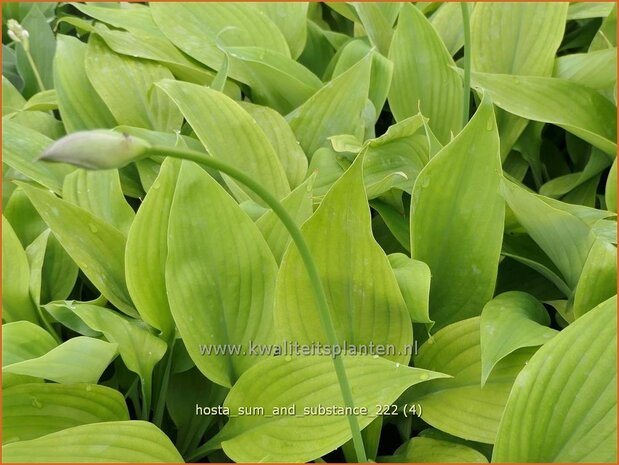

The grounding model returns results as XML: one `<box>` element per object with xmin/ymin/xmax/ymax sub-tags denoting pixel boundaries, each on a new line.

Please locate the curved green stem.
<box><xmin>24</xmin><ymin>48</ymin><xmax>46</xmax><ymax>92</ymax></box>
<box><xmin>144</xmin><ymin>146</ymin><xmax>367</xmax><ymax>462</ymax></box>
<box><xmin>460</xmin><ymin>2</ymin><xmax>472</xmax><ymax>127</ymax></box>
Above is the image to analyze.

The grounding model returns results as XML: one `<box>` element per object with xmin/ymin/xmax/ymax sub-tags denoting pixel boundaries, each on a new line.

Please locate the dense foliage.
<box><xmin>2</xmin><ymin>2</ymin><xmax>617</xmax><ymax>463</ymax></box>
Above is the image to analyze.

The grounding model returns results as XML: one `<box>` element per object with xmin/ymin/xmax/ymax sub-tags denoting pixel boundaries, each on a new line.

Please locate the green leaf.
<box><xmin>85</xmin><ymin>35</ymin><xmax>182</xmax><ymax>132</ymax></box>
<box><xmin>572</xmin><ymin>239</ymin><xmax>617</xmax><ymax>319</ymax></box>
<box><xmin>255</xmin><ymin>175</ymin><xmax>315</xmax><ymax>264</ymax></box>
<box><xmin>71</xmin><ymin>303</ymin><xmax>167</xmax><ymax>411</ymax></box>
<box><xmin>254</xmin><ymin>2</ymin><xmax>308</xmax><ymax>58</ymax></box>
<box><xmin>406</xmin><ymin>317</ymin><xmax>536</xmax><ymax>444</ymax></box>
<box><xmin>287</xmin><ymin>54</ymin><xmax>372</xmax><ymax>158</ymax></box>
<box><xmin>388</xmin><ymin>3</ymin><xmax>462</xmax><ymax>144</ymax></box>
<box><xmin>150</xmin><ymin>2</ymin><xmax>290</xmax><ymax>83</ymax></box>
<box><xmin>2</xmin><ymin>421</ymin><xmax>184</xmax><ymax>463</ymax></box>
<box><xmin>2</xmin><ymin>383</ymin><xmax>129</xmax><ymax>444</ymax></box>
<box><xmin>19</xmin><ymin>182</ymin><xmax>136</xmax><ymax>317</ymax></box>
<box><xmin>42</xmin><ymin>301</ymin><xmax>102</xmax><ymax>338</ymax></box>
<box><xmin>212</xmin><ymin>355</ymin><xmax>447</xmax><ymax>462</ymax></box>
<box><xmin>2</xmin><ymin>321</ymin><xmax>57</xmax><ymax>367</ymax></box>
<box><xmin>226</xmin><ymin>46</ymin><xmax>322</xmax><ymax>114</ymax></box>
<box><xmin>3</xmin><ymin>336</ymin><xmax>118</xmax><ymax>384</ymax></box>
<box><xmin>389</xmin><ymin>436</ymin><xmax>489</xmax><ymax>463</ymax></box>
<box><xmin>63</xmin><ymin>169</ymin><xmax>135</xmax><ymax>236</ymax></box>
<box><xmin>125</xmin><ymin>158</ymin><xmax>179</xmax><ymax>338</ymax></box>
<box><xmin>69</xmin><ymin>2</ymin><xmax>161</xmax><ymax>35</ymax></box>
<box><xmin>606</xmin><ymin>158</ymin><xmax>617</xmax><ymax>213</ymax></box>
<box><xmin>156</xmin><ymin>79</ymin><xmax>291</xmax><ymax>204</ymax></box>
<box><xmin>429</xmin><ymin>3</ymin><xmax>466</xmax><ymax>56</ymax></box>
<box><xmin>2</xmin><ymin>75</ymin><xmax>26</xmax><ymax>115</ymax></box>
<box><xmin>275</xmin><ymin>154</ymin><xmax>413</xmax><ymax>364</ymax></box>
<box><xmin>2</xmin><ymin>121</ymin><xmax>74</xmax><ymax>195</ymax></box>
<box><xmin>166</xmin><ymin>161</ymin><xmax>278</xmax><ymax>387</ymax></box>
<box><xmin>54</xmin><ymin>35</ymin><xmax>116</xmax><ymax>133</ymax></box>
<box><xmin>23</xmin><ymin>89</ymin><xmax>57</xmax><ymax>112</ymax></box>
<box><xmin>500</xmin><ymin>179</ymin><xmax>595</xmax><ymax>289</ymax></box>
<box><xmin>3</xmin><ymin>187</ymin><xmax>46</xmax><ymax>247</ymax></box>
<box><xmin>351</xmin><ymin>2</ymin><xmax>401</xmax><ymax>55</ymax></box>
<box><xmin>554</xmin><ymin>48</ymin><xmax>617</xmax><ymax>90</ymax></box>
<box><xmin>493</xmin><ymin>297</ymin><xmax>617</xmax><ymax>462</ymax></box>
<box><xmin>480</xmin><ymin>291</ymin><xmax>557</xmax><ymax>386</ymax></box>
<box><xmin>567</xmin><ymin>2</ymin><xmax>615</xmax><ymax>20</ymax></box>
<box><xmin>15</xmin><ymin>5</ymin><xmax>56</xmax><ymax>98</ymax></box>
<box><xmin>472</xmin><ymin>72</ymin><xmax>617</xmax><ymax>156</ymax></box>
<box><xmin>388</xmin><ymin>253</ymin><xmax>433</xmax><ymax>329</ymax></box>
<box><xmin>239</xmin><ymin>101</ymin><xmax>308</xmax><ymax>189</ymax></box>
<box><xmin>2</xmin><ymin>216</ymin><xmax>39</xmax><ymax>323</ymax></box>
<box><xmin>411</xmin><ymin>96</ymin><xmax>503</xmax><ymax>330</ymax></box>
<box><xmin>25</xmin><ymin>229</ymin><xmax>78</xmax><ymax>305</ymax></box>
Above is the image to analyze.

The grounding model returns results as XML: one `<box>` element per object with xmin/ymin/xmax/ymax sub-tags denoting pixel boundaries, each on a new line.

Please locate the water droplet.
<box><xmin>513</xmin><ymin>77</ymin><xmax>520</xmax><ymax>85</ymax></box>
<box><xmin>486</xmin><ymin>118</ymin><xmax>494</xmax><ymax>131</ymax></box>
<box><xmin>284</xmin><ymin>356</ymin><xmax>292</xmax><ymax>362</ymax></box>
<box><xmin>427</xmin><ymin>337</ymin><xmax>435</xmax><ymax>345</ymax></box>
<box><xmin>419</xmin><ymin>373</ymin><xmax>429</xmax><ymax>380</ymax></box>
<box><xmin>31</xmin><ymin>397</ymin><xmax>43</xmax><ymax>408</ymax></box>
<box><xmin>395</xmin><ymin>363</ymin><xmax>400</xmax><ymax>368</ymax></box>
<box><xmin>372</xmin><ymin>354</ymin><xmax>379</xmax><ymax>359</ymax></box>
<box><xmin>89</xmin><ymin>223</ymin><xmax>98</xmax><ymax>233</ymax></box>
<box><xmin>85</xmin><ymin>385</ymin><xmax>92</xmax><ymax>392</ymax></box>
<box><xmin>151</xmin><ymin>182</ymin><xmax>161</xmax><ymax>190</ymax></box>
<box><xmin>419</xmin><ymin>177</ymin><xmax>430</xmax><ymax>189</ymax></box>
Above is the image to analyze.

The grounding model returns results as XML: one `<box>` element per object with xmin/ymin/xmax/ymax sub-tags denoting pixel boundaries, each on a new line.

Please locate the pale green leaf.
<box><xmin>166</xmin><ymin>161</ymin><xmax>278</xmax><ymax>387</ymax></box>
<box><xmin>255</xmin><ymin>2</ymin><xmax>308</xmax><ymax>58</ymax></box>
<box><xmin>411</xmin><ymin>96</ymin><xmax>503</xmax><ymax>330</ymax></box>
<box><xmin>212</xmin><ymin>355</ymin><xmax>447</xmax><ymax>462</ymax></box>
<box><xmin>390</xmin><ymin>436</ymin><xmax>489</xmax><ymax>463</ymax></box>
<box><xmin>85</xmin><ymin>35</ymin><xmax>182</xmax><ymax>132</ymax></box>
<box><xmin>351</xmin><ymin>2</ymin><xmax>401</xmax><ymax>55</ymax></box>
<box><xmin>63</xmin><ymin>169</ymin><xmax>135</xmax><ymax>236</ymax></box>
<box><xmin>275</xmin><ymin>154</ymin><xmax>413</xmax><ymax>364</ymax></box>
<box><xmin>287</xmin><ymin>54</ymin><xmax>372</xmax><ymax>158</ymax></box>
<box><xmin>573</xmin><ymin>239</ymin><xmax>617</xmax><ymax>319</ymax></box>
<box><xmin>554</xmin><ymin>48</ymin><xmax>617</xmax><ymax>90</ymax></box>
<box><xmin>2</xmin><ymin>216</ymin><xmax>39</xmax><ymax>323</ymax></box>
<box><xmin>480</xmin><ymin>291</ymin><xmax>557</xmax><ymax>386</ymax></box>
<box><xmin>606</xmin><ymin>158</ymin><xmax>617</xmax><ymax>212</ymax></box>
<box><xmin>2</xmin><ymin>76</ymin><xmax>26</xmax><ymax>115</ymax></box>
<box><xmin>388</xmin><ymin>3</ymin><xmax>462</xmax><ymax>144</ymax></box>
<box><xmin>23</xmin><ymin>89</ymin><xmax>57</xmax><ymax>112</ymax></box>
<box><xmin>54</xmin><ymin>35</ymin><xmax>117</xmax><ymax>132</ymax></box>
<box><xmin>2</xmin><ymin>421</ymin><xmax>184</xmax><ymax>463</ymax></box>
<box><xmin>19</xmin><ymin>182</ymin><xmax>136</xmax><ymax>317</ymax></box>
<box><xmin>2</xmin><ymin>383</ymin><xmax>129</xmax><ymax>444</ymax></box>
<box><xmin>125</xmin><ymin>158</ymin><xmax>180</xmax><ymax>338</ymax></box>
<box><xmin>473</xmin><ymin>72</ymin><xmax>617</xmax><ymax>156</ymax></box>
<box><xmin>406</xmin><ymin>317</ymin><xmax>535</xmax><ymax>444</ymax></box>
<box><xmin>3</xmin><ymin>336</ymin><xmax>118</xmax><ymax>384</ymax></box>
<box><xmin>157</xmin><ymin>79</ymin><xmax>291</xmax><ymax>204</ymax></box>
<box><xmin>430</xmin><ymin>2</ymin><xmax>466</xmax><ymax>56</ymax></box>
<box><xmin>493</xmin><ymin>297</ymin><xmax>617</xmax><ymax>462</ymax></box>
<box><xmin>568</xmin><ymin>2</ymin><xmax>615</xmax><ymax>20</ymax></box>
<box><xmin>388</xmin><ymin>253</ymin><xmax>433</xmax><ymax>328</ymax></box>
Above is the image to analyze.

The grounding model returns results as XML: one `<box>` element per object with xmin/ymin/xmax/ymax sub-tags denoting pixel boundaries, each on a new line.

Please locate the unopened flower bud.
<box><xmin>7</xmin><ymin>19</ymin><xmax>29</xmax><ymax>48</ymax></box>
<box><xmin>37</xmin><ymin>130</ymin><xmax>151</xmax><ymax>170</ymax></box>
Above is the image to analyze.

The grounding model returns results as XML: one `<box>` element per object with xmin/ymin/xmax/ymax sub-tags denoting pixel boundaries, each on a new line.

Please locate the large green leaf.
<box><xmin>500</xmin><ymin>179</ymin><xmax>595</xmax><ymax>289</ymax></box>
<box><xmin>2</xmin><ymin>121</ymin><xmax>74</xmax><ymax>195</ymax></box>
<box><xmin>471</xmin><ymin>2</ymin><xmax>567</xmax><ymax>157</ymax></box>
<box><xmin>2</xmin><ymin>421</ymin><xmax>184</xmax><ymax>463</ymax></box>
<box><xmin>388</xmin><ymin>435</ymin><xmax>488</xmax><ymax>463</ymax></box>
<box><xmin>85</xmin><ymin>35</ymin><xmax>182</xmax><ymax>132</ymax></box>
<box><xmin>54</xmin><ymin>35</ymin><xmax>117</xmax><ymax>133</ymax></box>
<box><xmin>240</xmin><ymin>101</ymin><xmax>308</xmax><ymax>189</ymax></box>
<box><xmin>71</xmin><ymin>304</ymin><xmax>167</xmax><ymax>411</ymax></box>
<box><xmin>572</xmin><ymin>239</ymin><xmax>617</xmax><ymax>319</ymax></box>
<box><xmin>210</xmin><ymin>355</ymin><xmax>447</xmax><ymax>462</ymax></box>
<box><xmin>151</xmin><ymin>2</ymin><xmax>290</xmax><ymax>83</ymax></box>
<box><xmin>254</xmin><ymin>2</ymin><xmax>308</xmax><ymax>58</ymax></box>
<box><xmin>2</xmin><ymin>383</ymin><xmax>129</xmax><ymax>443</ymax></box>
<box><xmin>429</xmin><ymin>2</ymin><xmax>466</xmax><ymax>56</ymax></box>
<box><xmin>63</xmin><ymin>169</ymin><xmax>135</xmax><ymax>236</ymax></box>
<box><xmin>125</xmin><ymin>158</ymin><xmax>179</xmax><ymax>338</ymax></box>
<box><xmin>405</xmin><ymin>317</ymin><xmax>535</xmax><ymax>444</ymax></box>
<box><xmin>2</xmin><ymin>216</ymin><xmax>38</xmax><ymax>323</ymax></box>
<box><xmin>3</xmin><ymin>336</ymin><xmax>118</xmax><ymax>384</ymax></box>
<box><xmin>352</xmin><ymin>2</ymin><xmax>401</xmax><ymax>55</ymax></box>
<box><xmin>226</xmin><ymin>46</ymin><xmax>322</xmax><ymax>114</ymax></box>
<box><xmin>554</xmin><ymin>48</ymin><xmax>617</xmax><ymax>90</ymax></box>
<box><xmin>388</xmin><ymin>3</ymin><xmax>461</xmax><ymax>144</ymax></box>
<box><xmin>480</xmin><ymin>291</ymin><xmax>557</xmax><ymax>386</ymax></box>
<box><xmin>156</xmin><ymin>79</ymin><xmax>291</xmax><ymax>204</ymax></box>
<box><xmin>275</xmin><ymin>154</ymin><xmax>412</xmax><ymax>364</ymax></box>
<box><xmin>472</xmin><ymin>72</ymin><xmax>617</xmax><ymax>156</ymax></box>
<box><xmin>287</xmin><ymin>54</ymin><xmax>372</xmax><ymax>158</ymax></box>
<box><xmin>388</xmin><ymin>253</ymin><xmax>433</xmax><ymax>328</ymax></box>
<box><xmin>493</xmin><ymin>297</ymin><xmax>617</xmax><ymax>462</ymax></box>
<box><xmin>166</xmin><ymin>161</ymin><xmax>278</xmax><ymax>388</ymax></box>
<box><xmin>410</xmin><ymin>96</ymin><xmax>503</xmax><ymax>330</ymax></box>
<box><xmin>19</xmin><ymin>183</ymin><xmax>136</xmax><ymax>317</ymax></box>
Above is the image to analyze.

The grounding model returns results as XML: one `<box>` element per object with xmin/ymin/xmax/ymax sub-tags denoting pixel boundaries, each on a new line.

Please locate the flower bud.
<box><xmin>37</xmin><ymin>130</ymin><xmax>151</xmax><ymax>170</ymax></box>
<box><xmin>7</xmin><ymin>19</ymin><xmax>29</xmax><ymax>48</ymax></box>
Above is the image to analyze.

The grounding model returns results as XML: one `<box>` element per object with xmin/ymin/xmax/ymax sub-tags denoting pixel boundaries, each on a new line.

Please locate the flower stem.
<box><xmin>461</xmin><ymin>2</ymin><xmax>472</xmax><ymax>127</ymax></box>
<box><xmin>24</xmin><ymin>47</ymin><xmax>46</xmax><ymax>93</ymax></box>
<box><xmin>143</xmin><ymin>146</ymin><xmax>368</xmax><ymax>463</ymax></box>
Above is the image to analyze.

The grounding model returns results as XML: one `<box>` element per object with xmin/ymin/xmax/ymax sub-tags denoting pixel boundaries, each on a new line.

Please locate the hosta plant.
<box><xmin>1</xmin><ymin>1</ymin><xmax>617</xmax><ymax>463</ymax></box>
